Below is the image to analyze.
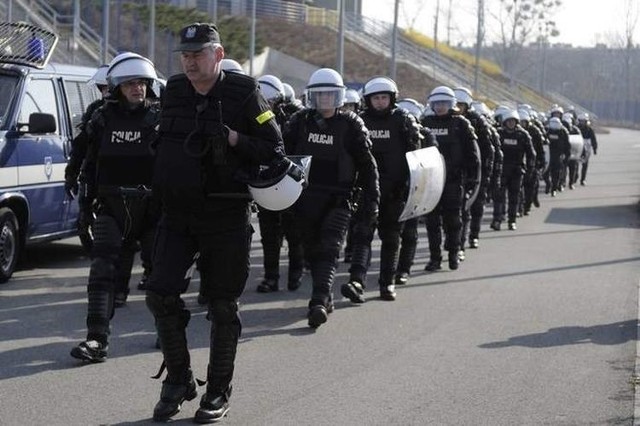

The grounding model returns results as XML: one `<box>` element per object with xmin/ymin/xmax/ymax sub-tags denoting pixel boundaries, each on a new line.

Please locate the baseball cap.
<box><xmin>174</xmin><ymin>23</ymin><xmax>221</xmax><ymax>52</ymax></box>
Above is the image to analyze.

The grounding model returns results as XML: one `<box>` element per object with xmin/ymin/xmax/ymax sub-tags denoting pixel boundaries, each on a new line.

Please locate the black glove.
<box><xmin>593</xmin><ymin>148</ymin><xmax>597</xmax><ymax>155</ymax></box>
<box><xmin>64</xmin><ymin>178</ymin><xmax>78</xmax><ymax>198</ymax></box>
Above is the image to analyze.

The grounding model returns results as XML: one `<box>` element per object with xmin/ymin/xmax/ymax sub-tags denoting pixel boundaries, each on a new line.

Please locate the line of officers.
<box><xmin>62</xmin><ymin>24</ymin><xmax>598</xmax><ymax>423</ymax></box>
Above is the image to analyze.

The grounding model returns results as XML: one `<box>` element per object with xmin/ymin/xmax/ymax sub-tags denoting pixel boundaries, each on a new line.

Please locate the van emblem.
<box><xmin>44</xmin><ymin>156</ymin><xmax>52</xmax><ymax>180</ymax></box>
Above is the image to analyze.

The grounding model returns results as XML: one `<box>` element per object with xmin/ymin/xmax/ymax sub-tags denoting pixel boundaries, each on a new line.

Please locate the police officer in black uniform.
<box><xmin>454</xmin><ymin>87</ymin><xmax>494</xmax><ymax>254</ymax></box>
<box><xmin>562</xmin><ymin>112</ymin><xmax>583</xmax><ymax>189</ymax></box>
<box><xmin>577</xmin><ymin>112</ymin><xmax>597</xmax><ymax>185</ymax></box>
<box><xmin>340</xmin><ymin>76</ymin><xmax>420</xmax><ymax>302</ymax></box>
<box><xmin>490</xmin><ymin>109</ymin><xmax>535</xmax><ymax>231</ymax></box>
<box><xmin>283</xmin><ymin>68</ymin><xmax>379</xmax><ymax>327</ymax></box>
<box><xmin>518</xmin><ymin>109</ymin><xmax>546</xmax><ymax>215</ymax></box>
<box><xmin>546</xmin><ymin>117</ymin><xmax>571</xmax><ymax>197</ymax></box>
<box><xmin>145</xmin><ymin>24</ymin><xmax>284</xmax><ymax>423</ymax></box>
<box><xmin>254</xmin><ymin>74</ymin><xmax>305</xmax><ymax>292</ymax></box>
<box><xmin>70</xmin><ymin>52</ymin><xmax>161</xmax><ymax>362</ymax></box>
<box><xmin>421</xmin><ymin>86</ymin><xmax>480</xmax><ymax>271</ymax></box>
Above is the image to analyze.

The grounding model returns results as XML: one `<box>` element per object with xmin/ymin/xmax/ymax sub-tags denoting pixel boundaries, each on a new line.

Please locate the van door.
<box><xmin>0</xmin><ymin>73</ymin><xmax>21</xmax><ymax>193</ymax></box>
<box><xmin>15</xmin><ymin>77</ymin><xmax>68</xmax><ymax>238</ymax></box>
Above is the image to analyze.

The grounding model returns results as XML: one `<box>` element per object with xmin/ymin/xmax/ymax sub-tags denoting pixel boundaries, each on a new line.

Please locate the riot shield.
<box><xmin>582</xmin><ymin>138</ymin><xmax>592</xmax><ymax>162</ymax></box>
<box><xmin>568</xmin><ymin>134</ymin><xmax>584</xmax><ymax>161</ymax></box>
<box><xmin>399</xmin><ymin>146</ymin><xmax>446</xmax><ymax>222</ymax></box>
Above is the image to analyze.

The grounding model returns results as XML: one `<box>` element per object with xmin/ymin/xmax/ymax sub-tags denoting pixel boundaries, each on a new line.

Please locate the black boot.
<box><xmin>256</xmin><ymin>278</ymin><xmax>279</xmax><ymax>293</ymax></box>
<box><xmin>70</xmin><ymin>339</ymin><xmax>108</xmax><ymax>363</ymax></box>
<box><xmin>194</xmin><ymin>385</ymin><xmax>232</xmax><ymax>424</ymax></box>
<box><xmin>340</xmin><ymin>280</ymin><xmax>365</xmax><ymax>303</ymax></box>
<box><xmin>153</xmin><ymin>369</ymin><xmax>198</xmax><ymax>422</ymax></box>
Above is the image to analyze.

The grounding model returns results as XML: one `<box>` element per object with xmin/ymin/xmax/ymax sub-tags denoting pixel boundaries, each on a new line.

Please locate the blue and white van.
<box><xmin>0</xmin><ymin>22</ymin><xmax>99</xmax><ymax>282</ymax></box>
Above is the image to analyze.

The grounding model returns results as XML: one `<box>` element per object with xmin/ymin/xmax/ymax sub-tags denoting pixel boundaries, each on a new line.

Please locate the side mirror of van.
<box><xmin>28</xmin><ymin>112</ymin><xmax>57</xmax><ymax>134</ymax></box>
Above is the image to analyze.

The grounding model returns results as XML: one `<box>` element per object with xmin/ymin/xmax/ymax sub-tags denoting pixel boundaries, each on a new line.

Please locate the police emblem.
<box><xmin>186</xmin><ymin>26</ymin><xmax>197</xmax><ymax>39</ymax></box>
<box><xmin>44</xmin><ymin>156</ymin><xmax>52</xmax><ymax>180</ymax></box>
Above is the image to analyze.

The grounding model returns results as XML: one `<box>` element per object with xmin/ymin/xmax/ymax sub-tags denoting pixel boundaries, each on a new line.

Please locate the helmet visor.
<box><xmin>307</xmin><ymin>87</ymin><xmax>345</xmax><ymax>110</ymax></box>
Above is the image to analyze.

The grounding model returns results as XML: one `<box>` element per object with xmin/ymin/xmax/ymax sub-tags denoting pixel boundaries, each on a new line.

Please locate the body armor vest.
<box><xmin>362</xmin><ymin>109</ymin><xmax>408</xmax><ymax>186</ymax></box>
<box><xmin>96</xmin><ymin>103</ymin><xmax>157</xmax><ymax>188</ymax></box>
<box><xmin>422</xmin><ymin>114</ymin><xmax>465</xmax><ymax>179</ymax></box>
<box><xmin>499</xmin><ymin>127</ymin><xmax>528</xmax><ymax>167</ymax></box>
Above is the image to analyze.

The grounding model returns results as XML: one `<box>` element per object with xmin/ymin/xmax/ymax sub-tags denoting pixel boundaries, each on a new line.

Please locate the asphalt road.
<box><xmin>1</xmin><ymin>127</ymin><xmax>639</xmax><ymax>426</ymax></box>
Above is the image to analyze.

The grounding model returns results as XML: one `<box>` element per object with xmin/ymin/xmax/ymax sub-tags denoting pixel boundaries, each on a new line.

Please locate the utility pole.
<box><xmin>337</xmin><ymin>0</ymin><xmax>345</xmax><ymax>74</ymax></box>
<box><xmin>433</xmin><ymin>0</ymin><xmax>440</xmax><ymax>79</ymax></box>
<box><xmin>390</xmin><ymin>0</ymin><xmax>399</xmax><ymax>80</ymax></box>
<box><xmin>73</xmin><ymin>0</ymin><xmax>80</xmax><ymax>64</ymax></box>
<box><xmin>102</xmin><ymin>0</ymin><xmax>110</xmax><ymax>64</ymax></box>
<box><xmin>148</xmin><ymin>0</ymin><xmax>155</xmax><ymax>62</ymax></box>
<box><xmin>249</xmin><ymin>0</ymin><xmax>256</xmax><ymax>76</ymax></box>
<box><xmin>209</xmin><ymin>0</ymin><xmax>218</xmax><ymax>23</ymax></box>
<box><xmin>473</xmin><ymin>0</ymin><xmax>484</xmax><ymax>93</ymax></box>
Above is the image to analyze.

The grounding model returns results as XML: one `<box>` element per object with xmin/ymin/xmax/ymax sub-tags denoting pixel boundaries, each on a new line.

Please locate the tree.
<box><xmin>487</xmin><ymin>0</ymin><xmax>561</xmax><ymax>84</ymax></box>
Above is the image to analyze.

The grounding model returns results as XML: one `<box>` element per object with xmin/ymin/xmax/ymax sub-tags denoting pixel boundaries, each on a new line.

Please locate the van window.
<box><xmin>0</xmin><ymin>73</ymin><xmax>19</xmax><ymax>128</ymax></box>
<box><xmin>18</xmin><ymin>78</ymin><xmax>59</xmax><ymax>134</ymax></box>
<box><xmin>63</xmin><ymin>80</ymin><xmax>97</xmax><ymax>138</ymax></box>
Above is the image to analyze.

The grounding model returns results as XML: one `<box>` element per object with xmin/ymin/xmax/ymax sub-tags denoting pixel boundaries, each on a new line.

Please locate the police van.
<box><xmin>0</xmin><ymin>22</ymin><xmax>100</xmax><ymax>282</ymax></box>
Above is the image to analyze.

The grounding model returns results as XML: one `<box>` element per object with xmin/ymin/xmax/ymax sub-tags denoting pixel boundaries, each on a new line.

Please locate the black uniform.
<box><xmin>420</xmin><ymin>111</ymin><xmax>480</xmax><ymax>270</ymax></box>
<box><xmin>458</xmin><ymin>109</ymin><xmax>494</xmax><ymax>250</ymax></box>
<box><xmin>547</xmin><ymin>125</ymin><xmax>571</xmax><ymax>195</ymax></box>
<box><xmin>577</xmin><ymin>120</ymin><xmax>598</xmax><ymax>184</ymax></box>
<box><xmin>70</xmin><ymin>96</ymin><xmax>160</xmax><ymax>360</ymax></box>
<box><xmin>346</xmin><ymin>105</ymin><xmax>421</xmax><ymax>300</ymax></box>
<box><xmin>492</xmin><ymin>123</ymin><xmax>535</xmax><ymax>228</ymax></box>
<box><xmin>256</xmin><ymin>99</ymin><xmax>305</xmax><ymax>292</ymax></box>
<box><xmin>146</xmin><ymin>71</ymin><xmax>284</xmax><ymax>417</ymax></box>
<box><xmin>521</xmin><ymin>120</ymin><xmax>546</xmax><ymax>214</ymax></box>
<box><xmin>283</xmin><ymin>108</ymin><xmax>379</xmax><ymax>322</ymax></box>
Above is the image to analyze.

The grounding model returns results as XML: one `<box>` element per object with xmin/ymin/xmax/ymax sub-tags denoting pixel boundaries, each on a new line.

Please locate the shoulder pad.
<box><xmin>223</xmin><ymin>71</ymin><xmax>259</xmax><ymax>92</ymax></box>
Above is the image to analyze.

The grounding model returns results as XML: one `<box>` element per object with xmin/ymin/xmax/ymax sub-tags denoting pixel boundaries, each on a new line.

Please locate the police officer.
<box><xmin>340</xmin><ymin>77</ymin><xmax>420</xmax><ymax>302</ymax></box>
<box><xmin>546</xmin><ymin>117</ymin><xmax>571</xmax><ymax>197</ymax></box>
<box><xmin>65</xmin><ymin>64</ymin><xmax>110</xmax><ymax>253</ymax></box>
<box><xmin>562</xmin><ymin>112</ymin><xmax>583</xmax><ymax>189</ymax></box>
<box><xmin>577</xmin><ymin>113</ymin><xmax>597</xmax><ymax>185</ymax></box>
<box><xmin>394</xmin><ymin>98</ymin><xmax>437</xmax><ymax>284</ymax></box>
<box><xmin>255</xmin><ymin>74</ymin><xmax>305</xmax><ymax>292</ymax></box>
<box><xmin>491</xmin><ymin>109</ymin><xmax>535</xmax><ymax>231</ymax></box>
<box><xmin>421</xmin><ymin>86</ymin><xmax>480</xmax><ymax>271</ymax></box>
<box><xmin>454</xmin><ymin>87</ymin><xmax>494</xmax><ymax>255</ymax></box>
<box><xmin>283</xmin><ymin>68</ymin><xmax>379</xmax><ymax>326</ymax></box>
<box><xmin>518</xmin><ymin>109</ymin><xmax>546</xmax><ymax>215</ymax></box>
<box><xmin>145</xmin><ymin>23</ymin><xmax>284</xmax><ymax>423</ymax></box>
<box><xmin>70</xmin><ymin>52</ymin><xmax>161</xmax><ymax>362</ymax></box>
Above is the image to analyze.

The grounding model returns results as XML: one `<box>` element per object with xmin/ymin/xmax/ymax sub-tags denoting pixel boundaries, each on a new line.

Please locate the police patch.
<box><xmin>256</xmin><ymin>110</ymin><xmax>275</xmax><ymax>124</ymax></box>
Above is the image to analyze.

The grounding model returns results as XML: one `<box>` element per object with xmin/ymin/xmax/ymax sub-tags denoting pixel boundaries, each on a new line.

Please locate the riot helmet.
<box><xmin>247</xmin><ymin>156</ymin><xmax>311</xmax><ymax>211</ymax></box>
<box><xmin>501</xmin><ymin>109</ymin><xmax>519</xmax><ymax>127</ymax></box>
<box><xmin>258</xmin><ymin>74</ymin><xmax>285</xmax><ymax>104</ymax></box>
<box><xmin>397</xmin><ymin>98</ymin><xmax>424</xmax><ymax>119</ymax></box>
<box><xmin>89</xmin><ymin>64</ymin><xmax>109</xmax><ymax>89</ymax></box>
<box><xmin>494</xmin><ymin>104</ymin><xmax>511</xmax><ymax>123</ymax></box>
<box><xmin>548</xmin><ymin>117</ymin><xmax>563</xmax><ymax>130</ymax></box>
<box><xmin>342</xmin><ymin>88</ymin><xmax>361</xmax><ymax>112</ymax></box>
<box><xmin>562</xmin><ymin>112</ymin><xmax>574</xmax><ymax>125</ymax></box>
<box><xmin>306</xmin><ymin>68</ymin><xmax>345</xmax><ymax>110</ymax></box>
<box><xmin>549</xmin><ymin>104</ymin><xmax>564</xmax><ymax>118</ymax></box>
<box><xmin>106</xmin><ymin>52</ymin><xmax>157</xmax><ymax>95</ymax></box>
<box><xmin>221</xmin><ymin>58</ymin><xmax>244</xmax><ymax>74</ymax></box>
<box><xmin>517</xmin><ymin>109</ymin><xmax>531</xmax><ymax>122</ymax></box>
<box><xmin>363</xmin><ymin>76</ymin><xmax>398</xmax><ymax>112</ymax></box>
<box><xmin>577</xmin><ymin>112</ymin><xmax>589</xmax><ymax>122</ymax></box>
<box><xmin>428</xmin><ymin>86</ymin><xmax>456</xmax><ymax>115</ymax></box>
<box><xmin>454</xmin><ymin>87</ymin><xmax>473</xmax><ymax>108</ymax></box>
<box><xmin>282</xmin><ymin>83</ymin><xmax>296</xmax><ymax>102</ymax></box>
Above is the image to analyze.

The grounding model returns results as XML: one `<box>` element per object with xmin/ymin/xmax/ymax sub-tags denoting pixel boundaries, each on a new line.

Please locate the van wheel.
<box><xmin>0</xmin><ymin>208</ymin><xmax>19</xmax><ymax>283</ymax></box>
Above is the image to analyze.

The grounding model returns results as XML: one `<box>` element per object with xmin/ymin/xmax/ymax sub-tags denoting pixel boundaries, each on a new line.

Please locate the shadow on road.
<box><xmin>478</xmin><ymin>319</ymin><xmax>637</xmax><ymax>349</ymax></box>
<box><xmin>545</xmin><ymin>204</ymin><xmax>640</xmax><ymax>228</ymax></box>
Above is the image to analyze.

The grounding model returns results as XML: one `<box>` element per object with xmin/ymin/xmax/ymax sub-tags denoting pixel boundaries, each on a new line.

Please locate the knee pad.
<box><xmin>208</xmin><ymin>299</ymin><xmax>239</xmax><ymax>325</ymax></box>
<box><xmin>146</xmin><ymin>291</ymin><xmax>187</xmax><ymax>319</ymax></box>
<box><xmin>88</xmin><ymin>257</ymin><xmax>115</xmax><ymax>292</ymax></box>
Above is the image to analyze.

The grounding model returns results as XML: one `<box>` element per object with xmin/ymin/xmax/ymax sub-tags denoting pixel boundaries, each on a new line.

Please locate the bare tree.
<box><xmin>401</xmin><ymin>0</ymin><xmax>430</xmax><ymax>31</ymax></box>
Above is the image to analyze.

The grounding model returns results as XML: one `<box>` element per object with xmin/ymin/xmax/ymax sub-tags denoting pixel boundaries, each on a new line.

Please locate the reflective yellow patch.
<box><xmin>256</xmin><ymin>110</ymin><xmax>275</xmax><ymax>124</ymax></box>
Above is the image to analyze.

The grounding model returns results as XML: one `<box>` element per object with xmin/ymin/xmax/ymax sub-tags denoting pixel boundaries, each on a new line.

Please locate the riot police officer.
<box><xmin>255</xmin><ymin>74</ymin><xmax>305</xmax><ymax>292</ymax></box>
<box><xmin>283</xmin><ymin>68</ymin><xmax>379</xmax><ymax>326</ymax></box>
<box><xmin>518</xmin><ymin>109</ymin><xmax>546</xmax><ymax>215</ymax></box>
<box><xmin>454</xmin><ymin>87</ymin><xmax>494</xmax><ymax>255</ymax></box>
<box><xmin>341</xmin><ymin>76</ymin><xmax>421</xmax><ymax>302</ymax></box>
<box><xmin>145</xmin><ymin>23</ymin><xmax>284</xmax><ymax>423</ymax></box>
<box><xmin>70</xmin><ymin>52</ymin><xmax>161</xmax><ymax>362</ymax></box>
<box><xmin>546</xmin><ymin>117</ymin><xmax>571</xmax><ymax>197</ymax></box>
<box><xmin>421</xmin><ymin>86</ymin><xmax>480</xmax><ymax>271</ymax></box>
<box><xmin>562</xmin><ymin>112</ymin><xmax>583</xmax><ymax>189</ymax></box>
<box><xmin>577</xmin><ymin>113</ymin><xmax>598</xmax><ymax>185</ymax></box>
<box><xmin>491</xmin><ymin>110</ymin><xmax>535</xmax><ymax>231</ymax></box>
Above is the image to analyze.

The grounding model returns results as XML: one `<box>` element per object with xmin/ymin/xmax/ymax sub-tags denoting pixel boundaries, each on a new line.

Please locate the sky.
<box><xmin>362</xmin><ymin>0</ymin><xmax>640</xmax><ymax>48</ymax></box>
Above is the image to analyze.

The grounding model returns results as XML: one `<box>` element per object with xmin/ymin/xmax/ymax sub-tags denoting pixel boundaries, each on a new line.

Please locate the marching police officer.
<box><xmin>70</xmin><ymin>52</ymin><xmax>161</xmax><ymax>361</ymax></box>
<box><xmin>577</xmin><ymin>113</ymin><xmax>598</xmax><ymax>185</ymax></box>
<box><xmin>421</xmin><ymin>86</ymin><xmax>480</xmax><ymax>271</ymax></box>
<box><xmin>546</xmin><ymin>117</ymin><xmax>571</xmax><ymax>197</ymax></box>
<box><xmin>340</xmin><ymin>76</ymin><xmax>421</xmax><ymax>302</ymax></box>
<box><xmin>518</xmin><ymin>109</ymin><xmax>546</xmax><ymax>215</ymax></box>
<box><xmin>255</xmin><ymin>74</ymin><xmax>305</xmax><ymax>292</ymax></box>
<box><xmin>283</xmin><ymin>68</ymin><xmax>379</xmax><ymax>326</ymax></box>
<box><xmin>562</xmin><ymin>112</ymin><xmax>583</xmax><ymax>189</ymax></box>
<box><xmin>491</xmin><ymin>110</ymin><xmax>535</xmax><ymax>231</ymax></box>
<box><xmin>145</xmin><ymin>23</ymin><xmax>284</xmax><ymax>423</ymax></box>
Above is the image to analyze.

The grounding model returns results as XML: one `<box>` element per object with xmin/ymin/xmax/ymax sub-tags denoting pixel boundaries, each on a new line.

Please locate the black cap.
<box><xmin>174</xmin><ymin>23</ymin><xmax>221</xmax><ymax>52</ymax></box>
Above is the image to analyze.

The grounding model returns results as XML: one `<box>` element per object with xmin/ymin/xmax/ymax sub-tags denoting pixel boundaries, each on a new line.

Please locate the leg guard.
<box><xmin>310</xmin><ymin>259</ymin><xmax>337</xmax><ymax>308</ymax></box>
<box><xmin>397</xmin><ymin>218</ymin><xmax>418</xmax><ymax>274</ymax></box>
<box><xmin>378</xmin><ymin>224</ymin><xmax>402</xmax><ymax>286</ymax></box>
<box><xmin>207</xmin><ymin>299</ymin><xmax>242</xmax><ymax>394</ymax></box>
<box><xmin>347</xmin><ymin>221</ymin><xmax>373</xmax><ymax>284</ymax></box>
<box><xmin>425</xmin><ymin>211</ymin><xmax>443</xmax><ymax>261</ymax></box>
<box><xmin>258</xmin><ymin>209</ymin><xmax>283</xmax><ymax>280</ymax></box>
<box><xmin>86</xmin><ymin>257</ymin><xmax>115</xmax><ymax>344</ymax></box>
<box><xmin>146</xmin><ymin>291</ymin><xmax>192</xmax><ymax>384</ymax></box>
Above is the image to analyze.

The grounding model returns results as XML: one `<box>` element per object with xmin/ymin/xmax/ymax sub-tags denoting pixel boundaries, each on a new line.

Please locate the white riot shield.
<box><xmin>464</xmin><ymin>162</ymin><xmax>482</xmax><ymax>211</ymax></box>
<box><xmin>569</xmin><ymin>134</ymin><xmax>584</xmax><ymax>161</ymax></box>
<box><xmin>582</xmin><ymin>138</ymin><xmax>592</xmax><ymax>162</ymax></box>
<box><xmin>543</xmin><ymin>144</ymin><xmax>550</xmax><ymax>172</ymax></box>
<box><xmin>399</xmin><ymin>146</ymin><xmax>446</xmax><ymax>222</ymax></box>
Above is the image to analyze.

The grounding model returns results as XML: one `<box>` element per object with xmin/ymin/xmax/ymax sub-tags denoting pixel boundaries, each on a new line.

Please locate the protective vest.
<box><xmin>155</xmin><ymin>72</ymin><xmax>259</xmax><ymax>201</ymax></box>
<box><xmin>361</xmin><ymin>108</ymin><xmax>409</xmax><ymax>186</ymax></box>
<box><xmin>291</xmin><ymin>110</ymin><xmax>355</xmax><ymax>194</ymax></box>
<box><xmin>499</xmin><ymin>126</ymin><xmax>530</xmax><ymax>167</ymax></box>
<box><xmin>422</xmin><ymin>114</ymin><xmax>467</xmax><ymax>179</ymax></box>
<box><xmin>96</xmin><ymin>102</ymin><xmax>158</xmax><ymax>189</ymax></box>
<box><xmin>547</xmin><ymin>129</ymin><xmax>570</xmax><ymax>160</ymax></box>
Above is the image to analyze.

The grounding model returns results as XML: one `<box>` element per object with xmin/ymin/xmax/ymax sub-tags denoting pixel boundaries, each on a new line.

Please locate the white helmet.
<box><xmin>548</xmin><ymin>117</ymin><xmax>563</xmax><ymax>130</ymax></box>
<box><xmin>428</xmin><ymin>86</ymin><xmax>456</xmax><ymax>109</ymax></box>
<box><xmin>454</xmin><ymin>87</ymin><xmax>473</xmax><ymax>106</ymax></box>
<box><xmin>470</xmin><ymin>101</ymin><xmax>490</xmax><ymax>117</ymax></box>
<box><xmin>107</xmin><ymin>52</ymin><xmax>157</xmax><ymax>91</ymax></box>
<box><xmin>343</xmin><ymin>88</ymin><xmax>361</xmax><ymax>105</ymax></box>
<box><xmin>501</xmin><ymin>109</ymin><xmax>520</xmax><ymax>124</ymax></box>
<box><xmin>397</xmin><ymin>98</ymin><xmax>424</xmax><ymax>119</ymax></box>
<box><xmin>282</xmin><ymin>83</ymin><xmax>296</xmax><ymax>102</ymax></box>
<box><xmin>248</xmin><ymin>156</ymin><xmax>311</xmax><ymax>211</ymax></box>
<box><xmin>562</xmin><ymin>112</ymin><xmax>574</xmax><ymax>124</ymax></box>
<box><xmin>577</xmin><ymin>112</ymin><xmax>589</xmax><ymax>121</ymax></box>
<box><xmin>494</xmin><ymin>104</ymin><xmax>511</xmax><ymax>122</ymax></box>
<box><xmin>89</xmin><ymin>64</ymin><xmax>109</xmax><ymax>87</ymax></box>
<box><xmin>549</xmin><ymin>104</ymin><xmax>564</xmax><ymax>116</ymax></box>
<box><xmin>517</xmin><ymin>109</ymin><xmax>531</xmax><ymax>121</ymax></box>
<box><xmin>258</xmin><ymin>74</ymin><xmax>285</xmax><ymax>103</ymax></box>
<box><xmin>306</xmin><ymin>68</ymin><xmax>345</xmax><ymax>110</ymax></box>
<box><xmin>363</xmin><ymin>76</ymin><xmax>398</xmax><ymax>97</ymax></box>
<box><xmin>221</xmin><ymin>58</ymin><xmax>244</xmax><ymax>74</ymax></box>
